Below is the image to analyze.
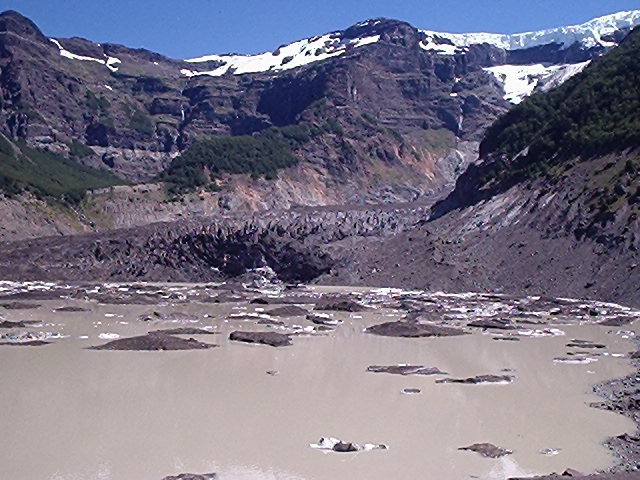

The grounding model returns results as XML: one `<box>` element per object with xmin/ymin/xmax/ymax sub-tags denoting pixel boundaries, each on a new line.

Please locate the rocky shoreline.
<box><xmin>593</xmin><ymin>348</ymin><xmax>640</xmax><ymax>476</ymax></box>
<box><xmin>509</xmin><ymin>349</ymin><xmax>640</xmax><ymax>480</ymax></box>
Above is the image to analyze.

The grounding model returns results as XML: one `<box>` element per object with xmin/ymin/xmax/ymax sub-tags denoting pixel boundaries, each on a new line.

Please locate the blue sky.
<box><xmin>3</xmin><ymin>0</ymin><xmax>640</xmax><ymax>58</ymax></box>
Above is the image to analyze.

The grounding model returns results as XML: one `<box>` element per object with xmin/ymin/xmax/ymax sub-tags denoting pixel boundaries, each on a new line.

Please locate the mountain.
<box><xmin>1</xmin><ymin>10</ymin><xmax>639</xmax><ymax>241</ymax></box>
<box><xmin>330</xmin><ymin>25</ymin><xmax>640</xmax><ymax>306</ymax></box>
<box><xmin>0</xmin><ymin>10</ymin><xmax>639</xmax><ymax>308</ymax></box>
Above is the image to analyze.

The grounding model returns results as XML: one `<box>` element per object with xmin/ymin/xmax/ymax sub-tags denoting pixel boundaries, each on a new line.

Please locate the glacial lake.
<box><xmin>0</xmin><ymin>282</ymin><xmax>637</xmax><ymax>480</ymax></box>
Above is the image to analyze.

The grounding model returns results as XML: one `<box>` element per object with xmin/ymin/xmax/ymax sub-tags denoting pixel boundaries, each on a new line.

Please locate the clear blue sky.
<box><xmin>3</xmin><ymin>0</ymin><xmax>640</xmax><ymax>59</ymax></box>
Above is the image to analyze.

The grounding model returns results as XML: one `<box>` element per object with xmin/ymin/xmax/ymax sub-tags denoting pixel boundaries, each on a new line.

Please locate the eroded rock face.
<box><xmin>365</xmin><ymin>321</ymin><xmax>466</xmax><ymax>338</ymax></box>
<box><xmin>89</xmin><ymin>332</ymin><xmax>218</xmax><ymax>351</ymax></box>
<box><xmin>229</xmin><ymin>331</ymin><xmax>292</xmax><ymax>347</ymax></box>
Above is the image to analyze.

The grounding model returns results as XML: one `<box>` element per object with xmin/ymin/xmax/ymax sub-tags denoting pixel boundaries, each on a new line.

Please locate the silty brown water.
<box><xmin>0</xmin><ymin>283</ymin><xmax>637</xmax><ymax>480</ymax></box>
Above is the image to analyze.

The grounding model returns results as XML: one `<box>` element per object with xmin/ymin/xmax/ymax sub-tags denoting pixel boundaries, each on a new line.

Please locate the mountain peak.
<box><xmin>0</xmin><ymin>10</ymin><xmax>47</xmax><ymax>42</ymax></box>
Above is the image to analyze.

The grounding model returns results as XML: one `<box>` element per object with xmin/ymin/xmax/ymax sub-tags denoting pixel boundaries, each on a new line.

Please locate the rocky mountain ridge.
<box><xmin>0</xmin><ymin>9</ymin><xmax>638</xmax><ymax>241</ymax></box>
<box><xmin>331</xmin><ymin>26</ymin><xmax>640</xmax><ymax>306</ymax></box>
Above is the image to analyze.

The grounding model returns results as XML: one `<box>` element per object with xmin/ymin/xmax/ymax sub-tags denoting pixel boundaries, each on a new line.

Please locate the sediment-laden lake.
<box><xmin>0</xmin><ymin>281</ymin><xmax>637</xmax><ymax>480</ymax></box>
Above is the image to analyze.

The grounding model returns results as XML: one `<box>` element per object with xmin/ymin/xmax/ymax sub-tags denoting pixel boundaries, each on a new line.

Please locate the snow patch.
<box><xmin>420</xmin><ymin>10</ymin><xmax>640</xmax><ymax>52</ymax></box>
<box><xmin>484</xmin><ymin>61</ymin><xmax>590</xmax><ymax>104</ymax></box>
<box><xmin>50</xmin><ymin>38</ymin><xmax>121</xmax><ymax>72</ymax></box>
<box><xmin>182</xmin><ymin>33</ymin><xmax>380</xmax><ymax>77</ymax></box>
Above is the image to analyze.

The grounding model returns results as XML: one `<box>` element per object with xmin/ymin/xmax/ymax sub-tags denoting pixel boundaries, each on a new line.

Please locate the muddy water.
<box><xmin>0</xmin><ymin>285</ymin><xmax>637</xmax><ymax>480</ymax></box>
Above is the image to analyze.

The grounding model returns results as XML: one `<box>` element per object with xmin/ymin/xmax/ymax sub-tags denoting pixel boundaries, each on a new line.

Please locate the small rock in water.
<box><xmin>161</xmin><ymin>474</ymin><xmax>217</xmax><ymax>480</ymax></box>
<box><xmin>367</xmin><ymin>365</ymin><xmax>446</xmax><ymax>376</ymax></box>
<box><xmin>267</xmin><ymin>305</ymin><xmax>309</xmax><ymax>317</ymax></box>
<box><xmin>54</xmin><ymin>305</ymin><xmax>89</xmax><ymax>312</ymax></box>
<box><xmin>553</xmin><ymin>356</ymin><xmax>598</xmax><ymax>364</ymax></box>
<box><xmin>566</xmin><ymin>339</ymin><xmax>606</xmax><ymax>349</ymax></box>
<box><xmin>458</xmin><ymin>443</ymin><xmax>512</xmax><ymax>458</ymax></box>
<box><xmin>250</xmin><ymin>298</ymin><xmax>270</xmax><ymax>305</ymax></box>
<box><xmin>138</xmin><ymin>311</ymin><xmax>198</xmax><ymax>323</ymax></box>
<box><xmin>468</xmin><ymin>318</ymin><xmax>516</xmax><ymax>330</ymax></box>
<box><xmin>366</xmin><ymin>321</ymin><xmax>466</xmax><ymax>338</ymax></box>
<box><xmin>539</xmin><ymin>447</ymin><xmax>561</xmax><ymax>456</ymax></box>
<box><xmin>599</xmin><ymin>317</ymin><xmax>635</xmax><ymax>326</ymax></box>
<box><xmin>401</xmin><ymin>388</ymin><xmax>422</xmax><ymax>395</ymax></box>
<box><xmin>310</xmin><ymin>437</ymin><xmax>388</xmax><ymax>453</ymax></box>
<box><xmin>256</xmin><ymin>318</ymin><xmax>285</xmax><ymax>326</ymax></box>
<box><xmin>0</xmin><ymin>302</ymin><xmax>41</xmax><ymax>310</ymax></box>
<box><xmin>306</xmin><ymin>313</ymin><xmax>342</xmax><ymax>326</ymax></box>
<box><xmin>229</xmin><ymin>331</ymin><xmax>292</xmax><ymax>347</ymax></box>
<box><xmin>0</xmin><ymin>340</ymin><xmax>51</xmax><ymax>347</ymax></box>
<box><xmin>437</xmin><ymin>375</ymin><xmax>515</xmax><ymax>385</ymax></box>
<box><xmin>0</xmin><ymin>320</ymin><xmax>37</xmax><ymax>329</ymax></box>
<box><xmin>517</xmin><ymin>328</ymin><xmax>565</xmax><ymax>337</ymax></box>
<box><xmin>314</xmin><ymin>297</ymin><xmax>369</xmax><ymax>312</ymax></box>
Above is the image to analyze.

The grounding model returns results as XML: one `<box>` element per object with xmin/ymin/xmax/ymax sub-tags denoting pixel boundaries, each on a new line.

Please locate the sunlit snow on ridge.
<box><xmin>49</xmin><ymin>38</ymin><xmax>121</xmax><ymax>72</ymax></box>
<box><xmin>420</xmin><ymin>9</ymin><xmax>640</xmax><ymax>53</ymax></box>
<box><xmin>181</xmin><ymin>33</ymin><xmax>380</xmax><ymax>77</ymax></box>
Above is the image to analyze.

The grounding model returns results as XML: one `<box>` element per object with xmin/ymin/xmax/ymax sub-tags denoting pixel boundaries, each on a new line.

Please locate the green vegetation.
<box><xmin>422</xmin><ymin>128</ymin><xmax>456</xmax><ymax>154</ymax></box>
<box><xmin>69</xmin><ymin>139</ymin><xmax>95</xmax><ymax>158</ymax></box>
<box><xmin>129</xmin><ymin>108</ymin><xmax>155</xmax><ymax>135</ymax></box>
<box><xmin>17</xmin><ymin>103</ymin><xmax>45</xmax><ymax>123</ymax></box>
<box><xmin>161</xmin><ymin>117</ymin><xmax>352</xmax><ymax>195</ymax></box>
<box><xmin>84</xmin><ymin>90</ymin><xmax>110</xmax><ymax>113</ymax></box>
<box><xmin>162</xmin><ymin>131</ymin><xmax>300</xmax><ymax>195</ymax></box>
<box><xmin>360</xmin><ymin>112</ymin><xmax>378</xmax><ymax>126</ymax></box>
<box><xmin>479</xmin><ymin>27</ymin><xmax>640</xmax><ymax>189</ymax></box>
<box><xmin>0</xmin><ymin>134</ymin><xmax>125</xmax><ymax>203</ymax></box>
